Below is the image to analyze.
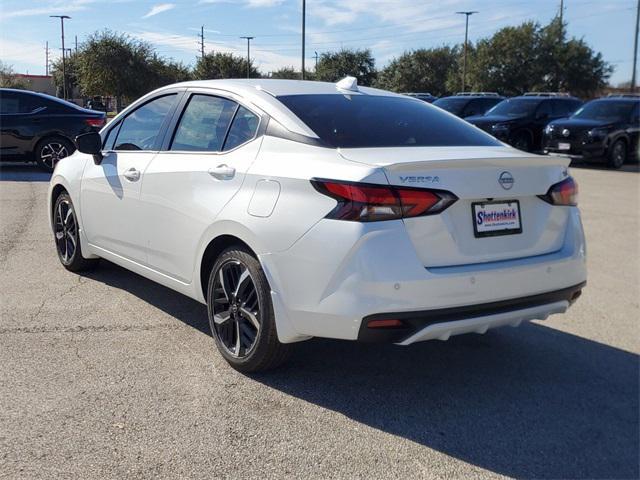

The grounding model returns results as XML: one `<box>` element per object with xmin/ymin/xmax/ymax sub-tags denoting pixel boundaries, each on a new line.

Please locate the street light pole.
<box><xmin>240</xmin><ymin>36</ymin><xmax>254</xmax><ymax>79</ymax></box>
<box><xmin>50</xmin><ymin>15</ymin><xmax>71</xmax><ymax>100</ymax></box>
<box><xmin>301</xmin><ymin>0</ymin><xmax>306</xmax><ymax>80</ymax></box>
<box><xmin>632</xmin><ymin>0</ymin><xmax>639</xmax><ymax>92</ymax></box>
<box><xmin>456</xmin><ymin>11</ymin><xmax>477</xmax><ymax>93</ymax></box>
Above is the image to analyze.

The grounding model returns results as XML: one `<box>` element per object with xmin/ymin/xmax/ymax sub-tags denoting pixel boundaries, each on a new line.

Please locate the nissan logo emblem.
<box><xmin>498</xmin><ymin>171</ymin><xmax>514</xmax><ymax>190</ymax></box>
<box><xmin>562</xmin><ymin>128</ymin><xmax>570</xmax><ymax>137</ymax></box>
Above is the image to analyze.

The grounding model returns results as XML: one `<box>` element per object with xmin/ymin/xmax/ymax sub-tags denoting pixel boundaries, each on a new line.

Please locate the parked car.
<box><xmin>433</xmin><ymin>92</ymin><xmax>504</xmax><ymax>118</ymax></box>
<box><xmin>49</xmin><ymin>78</ymin><xmax>586</xmax><ymax>372</ymax></box>
<box><xmin>543</xmin><ymin>95</ymin><xmax>640</xmax><ymax>169</ymax></box>
<box><xmin>0</xmin><ymin>88</ymin><xmax>106</xmax><ymax>172</ymax></box>
<box><xmin>466</xmin><ymin>93</ymin><xmax>583</xmax><ymax>152</ymax></box>
<box><xmin>404</xmin><ymin>92</ymin><xmax>437</xmax><ymax>103</ymax></box>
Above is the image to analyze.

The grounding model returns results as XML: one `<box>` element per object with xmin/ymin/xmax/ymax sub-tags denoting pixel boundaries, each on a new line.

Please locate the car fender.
<box><xmin>192</xmin><ymin>219</ymin><xmax>308</xmax><ymax>343</ymax></box>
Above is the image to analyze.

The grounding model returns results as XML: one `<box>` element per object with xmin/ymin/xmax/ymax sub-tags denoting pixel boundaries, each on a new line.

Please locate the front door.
<box><xmin>81</xmin><ymin>93</ymin><xmax>180</xmax><ymax>264</ymax></box>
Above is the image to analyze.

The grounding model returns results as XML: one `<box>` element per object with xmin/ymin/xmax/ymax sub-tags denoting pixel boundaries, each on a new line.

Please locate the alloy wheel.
<box><xmin>40</xmin><ymin>142</ymin><xmax>70</xmax><ymax>170</ymax></box>
<box><xmin>211</xmin><ymin>260</ymin><xmax>261</xmax><ymax>358</ymax></box>
<box><xmin>54</xmin><ymin>199</ymin><xmax>77</xmax><ymax>264</ymax></box>
<box><xmin>612</xmin><ymin>142</ymin><xmax>625</xmax><ymax>167</ymax></box>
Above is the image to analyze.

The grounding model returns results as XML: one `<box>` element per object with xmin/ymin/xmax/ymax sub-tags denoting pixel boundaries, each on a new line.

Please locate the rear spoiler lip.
<box><xmin>344</xmin><ymin>156</ymin><xmax>570</xmax><ymax>171</ymax></box>
<box><xmin>338</xmin><ymin>147</ymin><xmax>570</xmax><ymax>170</ymax></box>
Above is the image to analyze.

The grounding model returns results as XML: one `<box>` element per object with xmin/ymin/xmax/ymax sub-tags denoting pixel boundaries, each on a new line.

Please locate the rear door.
<box><xmin>140</xmin><ymin>90</ymin><xmax>263</xmax><ymax>282</ymax></box>
<box><xmin>0</xmin><ymin>91</ymin><xmax>41</xmax><ymax>157</ymax></box>
<box><xmin>81</xmin><ymin>92</ymin><xmax>182</xmax><ymax>263</ymax></box>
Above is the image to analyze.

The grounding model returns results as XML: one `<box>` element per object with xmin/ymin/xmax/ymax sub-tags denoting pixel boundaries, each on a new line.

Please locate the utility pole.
<box><xmin>632</xmin><ymin>0</ymin><xmax>639</xmax><ymax>92</ymax></box>
<box><xmin>314</xmin><ymin>51</ymin><xmax>319</xmax><ymax>71</ymax></box>
<box><xmin>50</xmin><ymin>15</ymin><xmax>71</xmax><ymax>100</ymax></box>
<box><xmin>199</xmin><ymin>26</ymin><xmax>205</xmax><ymax>58</ymax></box>
<box><xmin>559</xmin><ymin>0</ymin><xmax>564</xmax><ymax>27</ymax></box>
<box><xmin>456</xmin><ymin>11</ymin><xmax>477</xmax><ymax>92</ymax></box>
<box><xmin>240</xmin><ymin>36</ymin><xmax>254</xmax><ymax>78</ymax></box>
<box><xmin>45</xmin><ymin>42</ymin><xmax>50</xmax><ymax>76</ymax></box>
<box><xmin>75</xmin><ymin>35</ymin><xmax>78</xmax><ymax>54</ymax></box>
<box><xmin>301</xmin><ymin>0</ymin><xmax>306</xmax><ymax>80</ymax></box>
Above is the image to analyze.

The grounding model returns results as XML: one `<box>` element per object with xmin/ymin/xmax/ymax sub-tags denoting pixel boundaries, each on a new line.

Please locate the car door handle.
<box><xmin>208</xmin><ymin>164</ymin><xmax>235</xmax><ymax>180</ymax></box>
<box><xmin>123</xmin><ymin>167</ymin><xmax>140</xmax><ymax>182</ymax></box>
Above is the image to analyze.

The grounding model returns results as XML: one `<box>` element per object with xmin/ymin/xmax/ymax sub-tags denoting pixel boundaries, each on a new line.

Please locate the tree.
<box><xmin>73</xmin><ymin>30</ymin><xmax>160</xmax><ymax>106</ymax></box>
<box><xmin>193</xmin><ymin>52</ymin><xmax>259</xmax><ymax>80</ymax></box>
<box><xmin>0</xmin><ymin>62</ymin><xmax>28</xmax><ymax>89</ymax></box>
<box><xmin>150</xmin><ymin>57</ymin><xmax>192</xmax><ymax>86</ymax></box>
<box><xmin>50</xmin><ymin>52</ymin><xmax>81</xmax><ymax>98</ymax></box>
<box><xmin>270</xmin><ymin>66</ymin><xmax>301</xmax><ymax>79</ymax></box>
<box><xmin>376</xmin><ymin>46</ymin><xmax>460</xmax><ymax>96</ymax></box>
<box><xmin>467</xmin><ymin>19</ymin><xmax>612</xmax><ymax>97</ymax></box>
<box><xmin>315</xmin><ymin>49</ymin><xmax>376</xmax><ymax>86</ymax></box>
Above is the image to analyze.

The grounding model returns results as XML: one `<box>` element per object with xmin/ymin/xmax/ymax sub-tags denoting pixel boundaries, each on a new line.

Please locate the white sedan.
<box><xmin>48</xmin><ymin>78</ymin><xmax>586</xmax><ymax>372</ymax></box>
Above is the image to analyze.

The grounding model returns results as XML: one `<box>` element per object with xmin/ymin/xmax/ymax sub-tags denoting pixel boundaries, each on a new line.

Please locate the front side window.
<box><xmin>114</xmin><ymin>94</ymin><xmax>176</xmax><ymax>151</ymax></box>
<box><xmin>278</xmin><ymin>94</ymin><xmax>500</xmax><ymax>148</ymax></box>
<box><xmin>171</xmin><ymin>94</ymin><xmax>237</xmax><ymax>152</ymax></box>
<box><xmin>223</xmin><ymin>106</ymin><xmax>260</xmax><ymax>151</ymax></box>
<box><xmin>535</xmin><ymin>101</ymin><xmax>553</xmax><ymax>118</ymax></box>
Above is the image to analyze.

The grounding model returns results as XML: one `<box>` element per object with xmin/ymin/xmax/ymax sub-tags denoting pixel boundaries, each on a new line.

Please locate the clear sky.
<box><xmin>0</xmin><ymin>0</ymin><xmax>636</xmax><ymax>86</ymax></box>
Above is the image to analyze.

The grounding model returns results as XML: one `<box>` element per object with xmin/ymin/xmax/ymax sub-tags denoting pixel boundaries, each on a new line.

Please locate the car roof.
<box><xmin>591</xmin><ymin>97</ymin><xmax>640</xmax><ymax>103</ymax></box>
<box><xmin>0</xmin><ymin>87</ymin><xmax>84</xmax><ymax>110</ymax></box>
<box><xmin>437</xmin><ymin>95</ymin><xmax>502</xmax><ymax>100</ymax></box>
<box><xmin>510</xmin><ymin>95</ymin><xmax>580</xmax><ymax>101</ymax></box>
<box><xmin>127</xmin><ymin>78</ymin><xmax>412</xmax><ymax>138</ymax></box>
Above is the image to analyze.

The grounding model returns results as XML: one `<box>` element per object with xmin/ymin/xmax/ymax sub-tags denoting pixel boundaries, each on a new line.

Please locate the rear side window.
<box><xmin>171</xmin><ymin>94</ymin><xmax>237</xmax><ymax>152</ymax></box>
<box><xmin>277</xmin><ymin>94</ymin><xmax>500</xmax><ymax>148</ymax></box>
<box><xmin>0</xmin><ymin>92</ymin><xmax>38</xmax><ymax>114</ymax></box>
<box><xmin>223</xmin><ymin>106</ymin><xmax>260</xmax><ymax>151</ymax></box>
<box><xmin>114</xmin><ymin>94</ymin><xmax>176</xmax><ymax>151</ymax></box>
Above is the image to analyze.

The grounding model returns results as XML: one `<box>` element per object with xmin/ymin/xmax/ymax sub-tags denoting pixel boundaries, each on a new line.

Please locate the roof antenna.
<box><xmin>336</xmin><ymin>76</ymin><xmax>358</xmax><ymax>92</ymax></box>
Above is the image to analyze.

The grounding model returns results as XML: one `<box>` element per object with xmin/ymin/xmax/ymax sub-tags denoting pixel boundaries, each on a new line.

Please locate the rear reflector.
<box><xmin>85</xmin><ymin>117</ymin><xmax>106</xmax><ymax>128</ymax></box>
<box><xmin>311</xmin><ymin>179</ymin><xmax>457</xmax><ymax>222</ymax></box>
<box><xmin>367</xmin><ymin>319</ymin><xmax>405</xmax><ymax>329</ymax></box>
<box><xmin>539</xmin><ymin>176</ymin><xmax>578</xmax><ymax>206</ymax></box>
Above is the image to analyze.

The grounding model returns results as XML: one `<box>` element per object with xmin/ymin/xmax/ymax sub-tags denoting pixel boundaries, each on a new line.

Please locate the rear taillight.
<box><xmin>85</xmin><ymin>117</ymin><xmax>105</xmax><ymax>128</ymax></box>
<box><xmin>311</xmin><ymin>179</ymin><xmax>457</xmax><ymax>222</ymax></box>
<box><xmin>539</xmin><ymin>176</ymin><xmax>578</xmax><ymax>206</ymax></box>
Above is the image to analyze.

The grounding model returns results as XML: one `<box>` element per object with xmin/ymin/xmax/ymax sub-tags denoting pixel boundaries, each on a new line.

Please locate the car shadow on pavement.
<box><xmin>0</xmin><ymin>163</ymin><xmax>52</xmax><ymax>182</ymax></box>
<box><xmin>570</xmin><ymin>160</ymin><xmax>639</xmax><ymax>173</ymax></box>
<box><xmin>82</xmin><ymin>260</ymin><xmax>638</xmax><ymax>479</ymax></box>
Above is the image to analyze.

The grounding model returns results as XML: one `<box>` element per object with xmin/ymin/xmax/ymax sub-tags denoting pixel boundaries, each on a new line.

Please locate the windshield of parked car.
<box><xmin>276</xmin><ymin>94</ymin><xmax>501</xmax><ymax>148</ymax></box>
<box><xmin>571</xmin><ymin>100</ymin><xmax>637</xmax><ymax>122</ymax></box>
<box><xmin>486</xmin><ymin>98</ymin><xmax>539</xmax><ymax>117</ymax></box>
<box><xmin>433</xmin><ymin>97</ymin><xmax>468</xmax><ymax>115</ymax></box>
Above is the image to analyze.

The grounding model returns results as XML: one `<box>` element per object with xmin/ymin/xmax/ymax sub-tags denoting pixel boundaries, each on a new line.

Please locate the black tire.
<box><xmin>35</xmin><ymin>136</ymin><xmax>74</xmax><ymax>172</ymax></box>
<box><xmin>52</xmin><ymin>192</ymin><xmax>99</xmax><ymax>272</ymax></box>
<box><xmin>606</xmin><ymin>139</ymin><xmax>627</xmax><ymax>169</ymax></box>
<box><xmin>511</xmin><ymin>131</ymin><xmax>532</xmax><ymax>152</ymax></box>
<box><xmin>207</xmin><ymin>247</ymin><xmax>290</xmax><ymax>372</ymax></box>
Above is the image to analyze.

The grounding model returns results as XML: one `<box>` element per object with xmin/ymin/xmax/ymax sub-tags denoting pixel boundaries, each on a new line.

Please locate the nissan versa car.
<box><xmin>433</xmin><ymin>93</ymin><xmax>504</xmax><ymax>119</ymax></box>
<box><xmin>543</xmin><ymin>95</ymin><xmax>640</xmax><ymax>169</ymax></box>
<box><xmin>467</xmin><ymin>93</ymin><xmax>582</xmax><ymax>152</ymax></box>
<box><xmin>0</xmin><ymin>88</ymin><xmax>106</xmax><ymax>172</ymax></box>
<box><xmin>48</xmin><ymin>78</ymin><xmax>587</xmax><ymax>372</ymax></box>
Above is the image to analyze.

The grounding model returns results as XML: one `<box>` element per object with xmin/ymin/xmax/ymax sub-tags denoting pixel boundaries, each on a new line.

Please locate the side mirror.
<box><xmin>75</xmin><ymin>131</ymin><xmax>103</xmax><ymax>164</ymax></box>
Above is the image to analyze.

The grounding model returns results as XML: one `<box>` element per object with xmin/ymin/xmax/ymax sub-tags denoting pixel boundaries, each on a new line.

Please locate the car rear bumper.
<box><xmin>358</xmin><ymin>282</ymin><xmax>584</xmax><ymax>343</ymax></box>
<box><xmin>261</xmin><ymin>209</ymin><xmax>587</xmax><ymax>343</ymax></box>
<box><xmin>543</xmin><ymin>138</ymin><xmax>606</xmax><ymax>159</ymax></box>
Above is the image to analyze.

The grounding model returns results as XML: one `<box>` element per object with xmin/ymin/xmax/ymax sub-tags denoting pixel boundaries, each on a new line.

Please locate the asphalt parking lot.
<box><xmin>0</xmin><ymin>161</ymin><xmax>638</xmax><ymax>479</ymax></box>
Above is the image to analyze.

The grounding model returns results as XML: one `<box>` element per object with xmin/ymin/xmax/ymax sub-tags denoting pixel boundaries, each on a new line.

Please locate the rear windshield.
<box><xmin>277</xmin><ymin>94</ymin><xmax>501</xmax><ymax>148</ymax></box>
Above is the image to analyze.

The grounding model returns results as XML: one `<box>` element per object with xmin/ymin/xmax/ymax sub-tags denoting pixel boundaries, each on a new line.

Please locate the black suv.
<box><xmin>0</xmin><ymin>88</ymin><xmax>105</xmax><ymax>172</ymax></box>
<box><xmin>543</xmin><ymin>95</ymin><xmax>640</xmax><ymax>169</ymax></box>
<box><xmin>433</xmin><ymin>93</ymin><xmax>504</xmax><ymax>118</ymax></box>
<box><xmin>466</xmin><ymin>93</ymin><xmax>583</xmax><ymax>152</ymax></box>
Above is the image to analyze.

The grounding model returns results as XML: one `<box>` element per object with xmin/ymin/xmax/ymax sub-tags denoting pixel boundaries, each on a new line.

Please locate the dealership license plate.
<box><xmin>472</xmin><ymin>201</ymin><xmax>522</xmax><ymax>238</ymax></box>
<box><xmin>557</xmin><ymin>142</ymin><xmax>571</xmax><ymax>150</ymax></box>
